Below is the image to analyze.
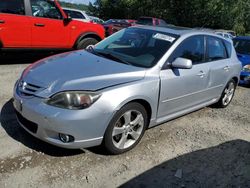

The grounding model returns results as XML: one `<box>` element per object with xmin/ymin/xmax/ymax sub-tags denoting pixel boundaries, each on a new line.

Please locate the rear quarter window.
<box><xmin>224</xmin><ymin>40</ymin><xmax>232</xmax><ymax>58</ymax></box>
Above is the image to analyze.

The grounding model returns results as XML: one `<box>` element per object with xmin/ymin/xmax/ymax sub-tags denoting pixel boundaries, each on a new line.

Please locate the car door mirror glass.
<box><xmin>172</xmin><ymin>57</ymin><xmax>192</xmax><ymax>69</ymax></box>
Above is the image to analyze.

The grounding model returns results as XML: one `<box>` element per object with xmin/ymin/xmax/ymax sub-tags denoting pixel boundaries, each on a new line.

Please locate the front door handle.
<box><xmin>223</xmin><ymin>66</ymin><xmax>230</xmax><ymax>71</ymax></box>
<box><xmin>34</xmin><ymin>23</ymin><xmax>45</xmax><ymax>27</ymax></box>
<box><xmin>0</xmin><ymin>20</ymin><xmax>5</xmax><ymax>24</ymax></box>
<box><xmin>196</xmin><ymin>71</ymin><xmax>206</xmax><ymax>77</ymax></box>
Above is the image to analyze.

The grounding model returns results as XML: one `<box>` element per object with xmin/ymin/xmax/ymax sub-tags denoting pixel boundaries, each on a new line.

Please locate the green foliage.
<box><xmin>89</xmin><ymin>0</ymin><xmax>250</xmax><ymax>35</ymax></box>
<box><xmin>58</xmin><ymin>1</ymin><xmax>89</xmax><ymax>11</ymax></box>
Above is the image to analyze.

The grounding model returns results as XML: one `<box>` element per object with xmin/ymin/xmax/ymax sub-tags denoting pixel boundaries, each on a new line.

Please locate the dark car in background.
<box><xmin>136</xmin><ymin>17</ymin><xmax>167</xmax><ymax>26</ymax></box>
<box><xmin>233</xmin><ymin>36</ymin><xmax>250</xmax><ymax>85</ymax></box>
<box><xmin>102</xmin><ymin>19</ymin><xmax>135</xmax><ymax>36</ymax></box>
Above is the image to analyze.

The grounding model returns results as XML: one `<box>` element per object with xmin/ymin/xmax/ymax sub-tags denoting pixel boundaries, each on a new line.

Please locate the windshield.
<box><xmin>93</xmin><ymin>28</ymin><xmax>178</xmax><ymax>68</ymax></box>
<box><xmin>234</xmin><ymin>39</ymin><xmax>250</xmax><ymax>55</ymax></box>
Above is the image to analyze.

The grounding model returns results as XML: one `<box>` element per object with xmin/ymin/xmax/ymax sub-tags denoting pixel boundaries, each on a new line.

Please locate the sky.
<box><xmin>62</xmin><ymin>0</ymin><xmax>95</xmax><ymax>5</ymax></box>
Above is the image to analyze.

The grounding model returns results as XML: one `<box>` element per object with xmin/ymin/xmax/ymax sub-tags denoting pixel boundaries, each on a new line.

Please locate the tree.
<box><xmin>88</xmin><ymin>0</ymin><xmax>250</xmax><ymax>34</ymax></box>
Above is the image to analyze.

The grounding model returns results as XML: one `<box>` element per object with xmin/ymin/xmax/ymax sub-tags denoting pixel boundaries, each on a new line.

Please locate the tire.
<box><xmin>103</xmin><ymin>102</ymin><xmax>148</xmax><ymax>155</ymax></box>
<box><xmin>214</xmin><ymin>79</ymin><xmax>236</xmax><ymax>108</ymax></box>
<box><xmin>76</xmin><ymin>38</ymin><xmax>98</xmax><ymax>49</ymax></box>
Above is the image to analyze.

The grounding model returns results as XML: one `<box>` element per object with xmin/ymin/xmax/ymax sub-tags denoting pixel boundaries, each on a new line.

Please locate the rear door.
<box><xmin>205</xmin><ymin>36</ymin><xmax>233</xmax><ymax>98</ymax></box>
<box><xmin>158</xmin><ymin>35</ymin><xmax>210</xmax><ymax>119</ymax></box>
<box><xmin>0</xmin><ymin>0</ymin><xmax>31</xmax><ymax>47</ymax></box>
<box><xmin>29</xmin><ymin>0</ymin><xmax>70</xmax><ymax>48</ymax></box>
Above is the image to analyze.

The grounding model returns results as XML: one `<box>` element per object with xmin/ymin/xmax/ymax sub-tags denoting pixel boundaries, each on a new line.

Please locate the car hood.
<box><xmin>22</xmin><ymin>51</ymin><xmax>146</xmax><ymax>98</ymax></box>
<box><xmin>237</xmin><ymin>53</ymin><xmax>250</xmax><ymax>66</ymax></box>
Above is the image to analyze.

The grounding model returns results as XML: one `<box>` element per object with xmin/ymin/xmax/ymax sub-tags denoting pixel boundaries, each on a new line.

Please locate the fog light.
<box><xmin>59</xmin><ymin>133</ymin><xmax>74</xmax><ymax>143</ymax></box>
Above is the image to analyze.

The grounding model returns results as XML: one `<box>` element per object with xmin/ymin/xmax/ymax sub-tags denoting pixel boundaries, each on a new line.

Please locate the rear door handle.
<box><xmin>196</xmin><ymin>71</ymin><xmax>206</xmax><ymax>77</ymax></box>
<box><xmin>0</xmin><ymin>20</ymin><xmax>5</xmax><ymax>24</ymax></box>
<box><xmin>34</xmin><ymin>23</ymin><xmax>45</xmax><ymax>27</ymax></box>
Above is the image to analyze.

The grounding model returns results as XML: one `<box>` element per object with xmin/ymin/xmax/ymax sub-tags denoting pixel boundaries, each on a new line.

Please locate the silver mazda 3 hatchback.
<box><xmin>13</xmin><ymin>26</ymin><xmax>241</xmax><ymax>154</ymax></box>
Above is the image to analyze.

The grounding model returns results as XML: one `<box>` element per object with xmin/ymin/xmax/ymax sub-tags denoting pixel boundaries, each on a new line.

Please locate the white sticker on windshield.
<box><xmin>153</xmin><ymin>33</ymin><xmax>176</xmax><ymax>42</ymax></box>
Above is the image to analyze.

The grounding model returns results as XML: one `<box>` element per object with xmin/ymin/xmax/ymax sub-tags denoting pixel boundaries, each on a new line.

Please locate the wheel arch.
<box><xmin>115</xmin><ymin>98</ymin><xmax>153</xmax><ymax>128</ymax></box>
<box><xmin>231</xmin><ymin>76</ymin><xmax>239</xmax><ymax>85</ymax></box>
<box><xmin>73</xmin><ymin>32</ymin><xmax>102</xmax><ymax>48</ymax></box>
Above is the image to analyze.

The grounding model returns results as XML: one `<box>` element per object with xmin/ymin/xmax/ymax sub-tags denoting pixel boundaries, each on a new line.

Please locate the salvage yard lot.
<box><xmin>0</xmin><ymin>55</ymin><xmax>249</xmax><ymax>187</ymax></box>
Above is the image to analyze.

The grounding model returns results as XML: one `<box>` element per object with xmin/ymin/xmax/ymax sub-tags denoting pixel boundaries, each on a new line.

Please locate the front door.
<box><xmin>158</xmin><ymin>35</ymin><xmax>210</xmax><ymax>120</ymax></box>
<box><xmin>29</xmin><ymin>0</ymin><xmax>70</xmax><ymax>48</ymax></box>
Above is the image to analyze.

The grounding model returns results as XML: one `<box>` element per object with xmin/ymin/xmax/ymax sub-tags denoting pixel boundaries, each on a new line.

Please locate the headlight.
<box><xmin>46</xmin><ymin>91</ymin><xmax>101</xmax><ymax>110</ymax></box>
<box><xmin>242</xmin><ymin>64</ymin><xmax>250</xmax><ymax>72</ymax></box>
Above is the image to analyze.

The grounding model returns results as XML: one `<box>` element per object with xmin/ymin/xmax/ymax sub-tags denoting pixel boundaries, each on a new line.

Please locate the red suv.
<box><xmin>102</xmin><ymin>19</ymin><xmax>136</xmax><ymax>37</ymax></box>
<box><xmin>0</xmin><ymin>0</ymin><xmax>105</xmax><ymax>50</ymax></box>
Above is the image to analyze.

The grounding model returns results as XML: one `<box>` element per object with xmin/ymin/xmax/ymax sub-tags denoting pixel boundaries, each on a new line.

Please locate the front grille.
<box><xmin>15</xmin><ymin>111</ymin><xmax>38</xmax><ymax>134</ymax></box>
<box><xmin>18</xmin><ymin>81</ymin><xmax>43</xmax><ymax>97</ymax></box>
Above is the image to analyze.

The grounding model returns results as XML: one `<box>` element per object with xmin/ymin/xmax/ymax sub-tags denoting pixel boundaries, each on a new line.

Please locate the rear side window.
<box><xmin>64</xmin><ymin>10</ymin><xmax>85</xmax><ymax>19</ymax></box>
<box><xmin>168</xmin><ymin>36</ymin><xmax>205</xmax><ymax>64</ymax></box>
<box><xmin>0</xmin><ymin>0</ymin><xmax>25</xmax><ymax>15</ymax></box>
<box><xmin>206</xmin><ymin>36</ymin><xmax>227</xmax><ymax>61</ymax></box>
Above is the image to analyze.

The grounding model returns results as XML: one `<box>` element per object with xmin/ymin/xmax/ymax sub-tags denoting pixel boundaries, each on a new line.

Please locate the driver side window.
<box><xmin>30</xmin><ymin>0</ymin><xmax>62</xmax><ymax>20</ymax></box>
<box><xmin>168</xmin><ymin>36</ymin><xmax>205</xmax><ymax>65</ymax></box>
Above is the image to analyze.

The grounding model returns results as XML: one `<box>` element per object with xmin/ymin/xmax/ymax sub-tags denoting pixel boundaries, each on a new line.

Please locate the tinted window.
<box><xmin>206</xmin><ymin>36</ymin><xmax>227</xmax><ymax>61</ymax></box>
<box><xmin>168</xmin><ymin>36</ymin><xmax>205</xmax><ymax>64</ymax></box>
<box><xmin>233</xmin><ymin>39</ymin><xmax>250</xmax><ymax>55</ymax></box>
<box><xmin>64</xmin><ymin>10</ymin><xmax>85</xmax><ymax>19</ymax></box>
<box><xmin>0</xmin><ymin>0</ymin><xmax>25</xmax><ymax>15</ymax></box>
<box><xmin>30</xmin><ymin>0</ymin><xmax>62</xmax><ymax>19</ymax></box>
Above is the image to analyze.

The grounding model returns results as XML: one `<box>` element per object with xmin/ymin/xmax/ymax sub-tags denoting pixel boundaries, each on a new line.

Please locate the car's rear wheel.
<box><xmin>215</xmin><ymin>79</ymin><xmax>236</xmax><ymax>108</ymax></box>
<box><xmin>76</xmin><ymin>38</ymin><xmax>99</xmax><ymax>49</ymax></box>
<box><xmin>103</xmin><ymin>103</ymin><xmax>148</xmax><ymax>154</ymax></box>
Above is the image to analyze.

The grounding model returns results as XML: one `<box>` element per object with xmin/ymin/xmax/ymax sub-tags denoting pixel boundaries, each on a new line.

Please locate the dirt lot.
<box><xmin>0</xmin><ymin>54</ymin><xmax>250</xmax><ymax>188</ymax></box>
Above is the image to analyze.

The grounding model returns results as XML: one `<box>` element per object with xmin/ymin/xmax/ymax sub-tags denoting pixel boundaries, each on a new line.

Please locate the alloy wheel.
<box><xmin>222</xmin><ymin>82</ymin><xmax>235</xmax><ymax>106</ymax></box>
<box><xmin>112</xmin><ymin>110</ymin><xmax>144</xmax><ymax>150</ymax></box>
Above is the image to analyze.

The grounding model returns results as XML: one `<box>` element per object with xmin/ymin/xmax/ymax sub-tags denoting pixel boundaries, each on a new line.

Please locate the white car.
<box><xmin>215</xmin><ymin>32</ymin><xmax>234</xmax><ymax>40</ymax></box>
<box><xmin>89</xmin><ymin>16</ymin><xmax>104</xmax><ymax>24</ymax></box>
<box><xmin>63</xmin><ymin>7</ymin><xmax>91</xmax><ymax>23</ymax></box>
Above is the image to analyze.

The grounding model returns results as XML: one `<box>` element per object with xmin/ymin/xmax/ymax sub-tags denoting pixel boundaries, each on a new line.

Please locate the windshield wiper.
<box><xmin>93</xmin><ymin>50</ymin><xmax>132</xmax><ymax>65</ymax></box>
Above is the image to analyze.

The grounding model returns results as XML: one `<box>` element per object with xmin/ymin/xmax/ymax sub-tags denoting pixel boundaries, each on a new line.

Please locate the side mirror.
<box><xmin>172</xmin><ymin>57</ymin><xmax>192</xmax><ymax>69</ymax></box>
<box><xmin>64</xmin><ymin>15</ymin><xmax>72</xmax><ymax>22</ymax></box>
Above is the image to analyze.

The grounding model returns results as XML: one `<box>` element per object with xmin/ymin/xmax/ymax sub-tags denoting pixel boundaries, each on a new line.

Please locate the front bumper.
<box><xmin>240</xmin><ymin>71</ymin><xmax>250</xmax><ymax>85</ymax></box>
<box><xmin>13</xmin><ymin>89</ymin><xmax>113</xmax><ymax>149</ymax></box>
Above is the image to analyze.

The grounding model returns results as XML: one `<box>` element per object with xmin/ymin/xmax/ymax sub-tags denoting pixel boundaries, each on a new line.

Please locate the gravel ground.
<box><xmin>0</xmin><ymin>54</ymin><xmax>249</xmax><ymax>188</ymax></box>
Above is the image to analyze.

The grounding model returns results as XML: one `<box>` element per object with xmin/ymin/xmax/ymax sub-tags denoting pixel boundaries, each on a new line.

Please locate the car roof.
<box><xmin>132</xmin><ymin>25</ymin><xmax>218</xmax><ymax>37</ymax></box>
<box><xmin>234</xmin><ymin>36</ymin><xmax>250</xmax><ymax>40</ymax></box>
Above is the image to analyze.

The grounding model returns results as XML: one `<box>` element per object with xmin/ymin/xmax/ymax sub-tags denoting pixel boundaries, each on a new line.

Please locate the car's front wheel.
<box><xmin>103</xmin><ymin>103</ymin><xmax>148</xmax><ymax>154</ymax></box>
<box><xmin>215</xmin><ymin>79</ymin><xmax>236</xmax><ymax>108</ymax></box>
